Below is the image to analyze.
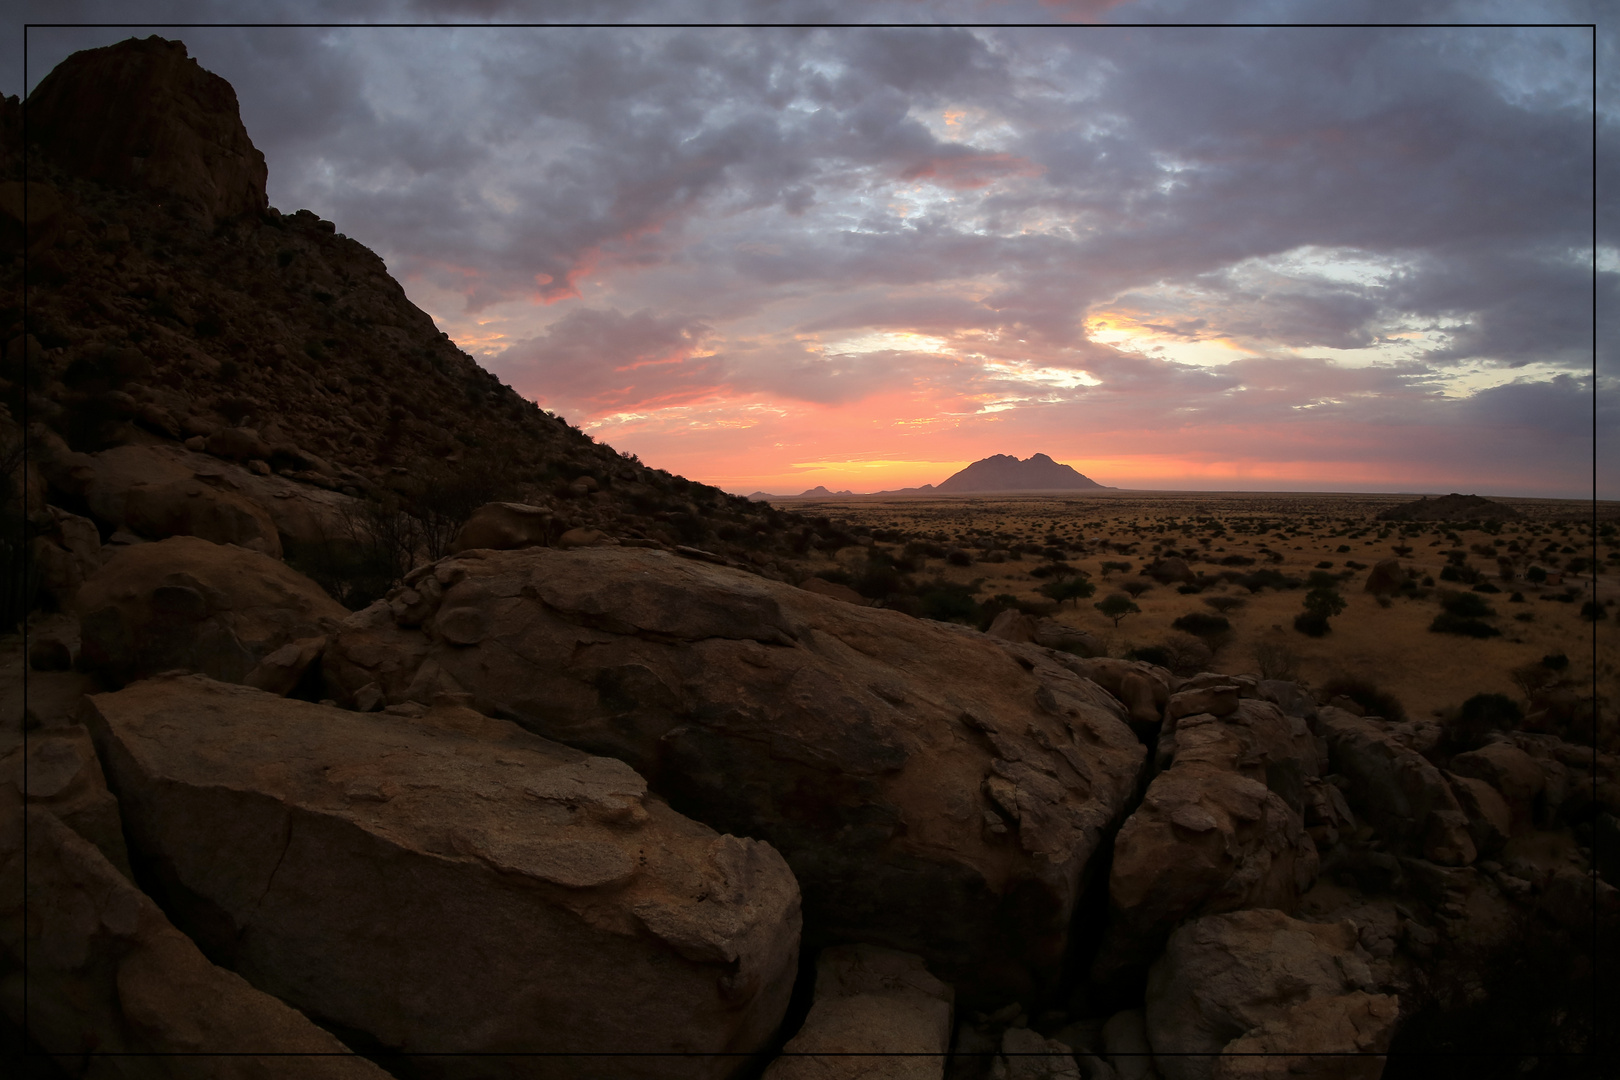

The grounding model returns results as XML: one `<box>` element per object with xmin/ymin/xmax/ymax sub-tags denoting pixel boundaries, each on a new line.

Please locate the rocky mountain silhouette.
<box><xmin>935</xmin><ymin>452</ymin><xmax>1108</xmax><ymax>493</ymax></box>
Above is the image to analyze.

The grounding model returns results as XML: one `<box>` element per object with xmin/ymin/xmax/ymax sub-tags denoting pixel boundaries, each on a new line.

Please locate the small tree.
<box><xmin>1099</xmin><ymin>560</ymin><xmax>1131</xmax><ymax>579</ymax></box>
<box><xmin>1040</xmin><ymin>576</ymin><xmax>1096</xmax><ymax>608</ymax></box>
<box><xmin>1122</xmin><ymin>580</ymin><xmax>1154</xmax><ymax>599</ymax></box>
<box><xmin>1095</xmin><ymin>593</ymin><xmax>1141</xmax><ymax>628</ymax></box>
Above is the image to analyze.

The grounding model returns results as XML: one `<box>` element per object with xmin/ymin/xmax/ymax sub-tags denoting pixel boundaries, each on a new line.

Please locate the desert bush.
<box><xmin>915</xmin><ymin>579</ymin><xmax>981</xmax><ymax>624</ymax></box>
<box><xmin>1440</xmin><ymin>591</ymin><xmax>1495</xmax><ymax>618</ymax></box>
<box><xmin>1253</xmin><ymin>641</ymin><xmax>1301</xmax><ymax>681</ymax></box>
<box><xmin>1171</xmin><ymin>611</ymin><xmax>1232</xmax><ymax>644</ymax></box>
<box><xmin>1204</xmin><ymin>595</ymin><xmax>1247</xmax><ymax>614</ymax></box>
<box><xmin>1293</xmin><ymin>611</ymin><xmax>1331</xmax><ymax>637</ymax></box>
<box><xmin>1441</xmin><ymin>693</ymin><xmax>1523</xmax><ymax>755</ymax></box>
<box><xmin>1320</xmin><ymin>675</ymin><xmax>1407</xmax><ymax>722</ymax></box>
<box><xmin>1429</xmin><ymin>612</ymin><xmax>1501</xmax><ymax>638</ymax></box>
<box><xmin>1158</xmin><ymin>634</ymin><xmax>1214</xmax><ymax>677</ymax></box>
<box><xmin>1121</xmin><ymin>580</ymin><xmax>1153</xmax><ymax>599</ymax></box>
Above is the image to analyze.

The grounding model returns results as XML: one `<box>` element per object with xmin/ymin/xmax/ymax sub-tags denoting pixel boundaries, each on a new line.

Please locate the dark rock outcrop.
<box><xmin>322</xmin><ymin>545</ymin><xmax>1146</xmax><ymax>1004</ymax></box>
<box><xmin>25</xmin><ymin>36</ymin><xmax>269</xmax><ymax>225</ymax></box>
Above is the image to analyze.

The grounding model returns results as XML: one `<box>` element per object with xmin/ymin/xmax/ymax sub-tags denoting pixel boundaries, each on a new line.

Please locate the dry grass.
<box><xmin>783</xmin><ymin>490</ymin><xmax>1618</xmax><ymax>722</ymax></box>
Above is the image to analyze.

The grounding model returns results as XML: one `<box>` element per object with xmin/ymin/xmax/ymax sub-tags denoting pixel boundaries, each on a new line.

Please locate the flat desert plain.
<box><xmin>783</xmin><ymin>490</ymin><xmax>1617</xmax><ymax>725</ymax></box>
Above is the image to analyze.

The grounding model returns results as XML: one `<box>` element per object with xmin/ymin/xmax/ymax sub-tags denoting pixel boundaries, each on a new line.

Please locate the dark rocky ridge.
<box><xmin>2</xmin><ymin>36</ymin><xmax>814</xmax><ymax>607</ymax></box>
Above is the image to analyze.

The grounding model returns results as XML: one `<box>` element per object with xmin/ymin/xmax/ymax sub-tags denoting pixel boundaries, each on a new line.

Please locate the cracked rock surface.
<box><xmin>83</xmin><ymin>673</ymin><xmax>801</xmax><ymax>1080</ymax></box>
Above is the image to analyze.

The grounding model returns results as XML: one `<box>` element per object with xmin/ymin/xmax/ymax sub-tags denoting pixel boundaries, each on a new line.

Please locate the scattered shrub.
<box><xmin>1204</xmin><ymin>595</ymin><xmax>1247</xmax><ymax>614</ymax></box>
<box><xmin>1443</xmin><ymin>693</ymin><xmax>1523</xmax><ymax>754</ymax></box>
<box><xmin>1294</xmin><ymin>611</ymin><xmax>1331</xmax><ymax>637</ymax></box>
<box><xmin>1253</xmin><ymin>641</ymin><xmax>1301</xmax><ymax>681</ymax></box>
<box><xmin>1171</xmin><ymin>611</ymin><xmax>1232</xmax><ymax>642</ymax></box>
<box><xmin>1320</xmin><ymin>675</ymin><xmax>1407</xmax><ymax>722</ymax></box>
<box><xmin>1429</xmin><ymin>612</ymin><xmax>1502</xmax><ymax>637</ymax></box>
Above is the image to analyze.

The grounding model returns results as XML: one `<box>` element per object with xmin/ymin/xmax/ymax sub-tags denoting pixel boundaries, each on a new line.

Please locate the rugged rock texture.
<box><xmin>85</xmin><ymin>675</ymin><xmax>801</xmax><ymax>1079</ymax></box>
<box><xmin>1312</xmin><ymin>707</ymin><xmax>1476</xmax><ymax>866</ymax></box>
<box><xmin>323</xmin><ymin>545</ymin><xmax>1146</xmax><ymax>1003</ymax></box>
<box><xmin>1</xmin><ymin>805</ymin><xmax>392</xmax><ymax>1078</ymax></box>
<box><xmin>1144</xmin><ymin>910</ymin><xmax>1398</xmax><ymax>1080</ymax></box>
<box><xmin>991</xmin><ymin>1026</ymin><xmax>1081</xmax><ymax>1079</ymax></box>
<box><xmin>1093</xmin><ymin>699</ymin><xmax>1320</xmax><ymax>985</ymax></box>
<box><xmin>77</xmin><ymin>535</ymin><xmax>348</xmax><ymax>686</ymax></box>
<box><xmin>1</xmin><ymin>722</ymin><xmax>130</xmax><ymax>877</ymax></box>
<box><xmin>762</xmin><ymin>944</ymin><xmax>953</xmax><ymax>1080</ymax></box>
<box><xmin>25</xmin><ymin>36</ymin><xmax>269</xmax><ymax>226</ymax></box>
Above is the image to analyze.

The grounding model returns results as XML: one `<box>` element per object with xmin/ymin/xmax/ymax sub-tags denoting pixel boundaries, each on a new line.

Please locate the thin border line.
<box><xmin>14</xmin><ymin>14</ymin><xmax>1605</xmax><ymax>1070</ymax></box>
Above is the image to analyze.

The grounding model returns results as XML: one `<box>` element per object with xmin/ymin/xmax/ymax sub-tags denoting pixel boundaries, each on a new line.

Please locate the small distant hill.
<box><xmin>934</xmin><ymin>453</ymin><xmax>1108</xmax><ymax>493</ymax></box>
<box><xmin>1375</xmin><ymin>493</ymin><xmax>1522</xmax><ymax>522</ymax></box>
<box><xmin>746</xmin><ymin>485</ymin><xmax>857</xmax><ymax>501</ymax></box>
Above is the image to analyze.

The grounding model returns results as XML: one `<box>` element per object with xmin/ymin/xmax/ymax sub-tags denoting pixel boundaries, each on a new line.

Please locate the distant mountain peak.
<box><xmin>935</xmin><ymin>453</ymin><xmax>1107</xmax><ymax>493</ymax></box>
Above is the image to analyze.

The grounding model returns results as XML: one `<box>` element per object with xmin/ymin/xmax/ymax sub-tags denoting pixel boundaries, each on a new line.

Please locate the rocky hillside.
<box><xmin>1</xmin><ymin>36</ymin><xmax>826</xmax><ymax>625</ymax></box>
<box><xmin>3</xmin><ymin>37</ymin><xmax>1616</xmax><ymax>1080</ymax></box>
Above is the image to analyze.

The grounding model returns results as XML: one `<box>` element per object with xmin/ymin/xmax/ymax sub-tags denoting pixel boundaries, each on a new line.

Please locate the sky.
<box><xmin>10</xmin><ymin>1</ymin><xmax>1615</xmax><ymax>498</ymax></box>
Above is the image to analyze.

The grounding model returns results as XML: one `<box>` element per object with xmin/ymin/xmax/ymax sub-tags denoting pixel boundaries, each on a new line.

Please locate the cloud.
<box><xmin>14</xmin><ymin>3</ymin><xmax>1607</xmax><ymax>496</ymax></box>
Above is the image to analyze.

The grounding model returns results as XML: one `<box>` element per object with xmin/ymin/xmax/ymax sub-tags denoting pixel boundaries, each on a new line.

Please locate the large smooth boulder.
<box><xmin>323</xmin><ymin>547</ymin><xmax>1146</xmax><ymax>1003</ymax></box>
<box><xmin>449</xmin><ymin>501</ymin><xmax>555</xmax><ymax>553</ymax></box>
<box><xmin>1093</xmin><ymin>701</ymin><xmax>1320</xmax><ymax>984</ymax></box>
<box><xmin>1145</xmin><ymin>910</ymin><xmax>1398</xmax><ymax>1080</ymax></box>
<box><xmin>86</xmin><ymin>675</ymin><xmax>802</xmax><ymax>1080</ymax></box>
<box><xmin>77</xmin><ymin>535</ymin><xmax>347</xmax><ymax>686</ymax></box>
<box><xmin>81</xmin><ymin>443</ymin><xmax>357</xmax><ymax>560</ymax></box>
<box><xmin>762</xmin><ymin>944</ymin><xmax>952</xmax><ymax>1080</ymax></box>
<box><xmin>124</xmin><ymin>475</ymin><xmax>283</xmax><ymax>557</ymax></box>
<box><xmin>1312</xmin><ymin>707</ymin><xmax>1476</xmax><ymax>866</ymax></box>
<box><xmin>26</xmin><ymin>36</ymin><xmax>269</xmax><ymax>225</ymax></box>
<box><xmin>1</xmin><ymin>806</ymin><xmax>391</xmax><ymax>1078</ymax></box>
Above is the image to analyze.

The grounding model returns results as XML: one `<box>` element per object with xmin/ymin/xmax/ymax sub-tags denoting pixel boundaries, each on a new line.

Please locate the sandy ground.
<box><xmin>781</xmin><ymin>490</ymin><xmax>1618</xmax><ymax>723</ymax></box>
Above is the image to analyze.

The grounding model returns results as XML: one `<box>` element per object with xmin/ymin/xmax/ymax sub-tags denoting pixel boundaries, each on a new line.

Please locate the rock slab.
<box><xmin>1</xmin><ymin>805</ymin><xmax>390</xmax><ymax>1077</ymax></box>
<box><xmin>86</xmin><ymin>675</ymin><xmax>802</xmax><ymax>1080</ymax></box>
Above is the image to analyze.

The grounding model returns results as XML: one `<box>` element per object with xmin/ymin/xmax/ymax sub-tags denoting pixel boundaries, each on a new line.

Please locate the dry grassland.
<box><xmin>785</xmin><ymin>490</ymin><xmax>1617</xmax><ymax>724</ymax></box>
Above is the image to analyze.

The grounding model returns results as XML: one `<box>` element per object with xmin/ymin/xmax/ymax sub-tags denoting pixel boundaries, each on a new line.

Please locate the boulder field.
<box><xmin>7</xmin><ymin>535</ymin><xmax>1619</xmax><ymax>1079</ymax></box>
<box><xmin>320</xmin><ymin>544</ymin><xmax>1147</xmax><ymax>1005</ymax></box>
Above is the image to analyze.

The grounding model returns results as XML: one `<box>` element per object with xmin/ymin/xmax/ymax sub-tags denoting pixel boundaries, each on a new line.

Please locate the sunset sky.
<box><xmin>14</xmin><ymin>2</ymin><xmax>1615</xmax><ymax>498</ymax></box>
